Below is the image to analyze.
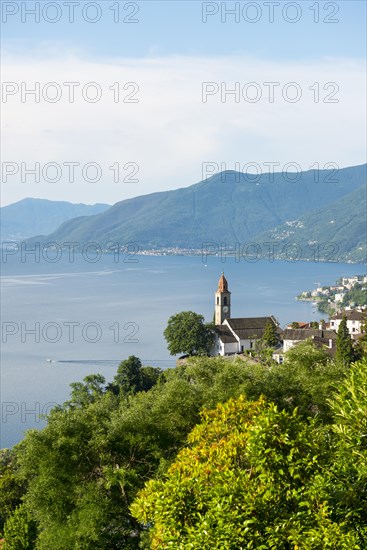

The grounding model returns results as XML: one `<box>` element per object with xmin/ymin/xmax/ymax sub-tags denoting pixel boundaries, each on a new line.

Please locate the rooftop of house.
<box><xmin>283</xmin><ymin>328</ymin><xmax>337</xmax><ymax>341</ymax></box>
<box><xmin>286</xmin><ymin>322</ymin><xmax>316</xmax><ymax>329</ymax></box>
<box><xmin>331</xmin><ymin>310</ymin><xmax>366</xmax><ymax>321</ymax></box>
<box><xmin>289</xmin><ymin>337</ymin><xmax>337</xmax><ymax>355</ymax></box>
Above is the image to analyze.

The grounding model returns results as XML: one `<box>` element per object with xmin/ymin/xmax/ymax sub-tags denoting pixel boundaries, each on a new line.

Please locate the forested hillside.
<box><xmin>27</xmin><ymin>164</ymin><xmax>367</xmax><ymax>263</ymax></box>
<box><xmin>1</xmin><ymin>343</ymin><xmax>367</xmax><ymax>548</ymax></box>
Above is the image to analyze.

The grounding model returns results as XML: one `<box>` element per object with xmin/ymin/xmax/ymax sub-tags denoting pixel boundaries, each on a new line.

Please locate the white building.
<box><xmin>329</xmin><ymin>310</ymin><xmax>366</xmax><ymax>337</ymax></box>
<box><xmin>282</xmin><ymin>328</ymin><xmax>337</xmax><ymax>353</ymax></box>
<box><xmin>212</xmin><ymin>274</ymin><xmax>279</xmax><ymax>356</ymax></box>
<box><xmin>334</xmin><ymin>292</ymin><xmax>346</xmax><ymax>303</ymax></box>
<box><xmin>341</xmin><ymin>275</ymin><xmax>367</xmax><ymax>289</ymax></box>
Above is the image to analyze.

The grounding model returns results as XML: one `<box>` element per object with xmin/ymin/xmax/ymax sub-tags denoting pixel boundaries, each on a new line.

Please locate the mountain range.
<box><xmin>1</xmin><ymin>198</ymin><xmax>110</xmax><ymax>240</ymax></box>
<box><xmin>3</xmin><ymin>164</ymin><xmax>366</xmax><ymax>263</ymax></box>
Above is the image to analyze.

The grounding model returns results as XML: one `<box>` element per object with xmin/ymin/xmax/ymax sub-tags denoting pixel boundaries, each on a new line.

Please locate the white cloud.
<box><xmin>1</xmin><ymin>51</ymin><xmax>366</xmax><ymax>205</ymax></box>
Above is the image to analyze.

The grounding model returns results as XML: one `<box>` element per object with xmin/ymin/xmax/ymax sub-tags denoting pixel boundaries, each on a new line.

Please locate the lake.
<box><xmin>1</xmin><ymin>252</ymin><xmax>365</xmax><ymax>448</ymax></box>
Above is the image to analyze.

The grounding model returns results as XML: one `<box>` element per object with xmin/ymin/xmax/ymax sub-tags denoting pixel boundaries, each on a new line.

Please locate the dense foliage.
<box><xmin>1</xmin><ymin>348</ymin><xmax>366</xmax><ymax>548</ymax></box>
<box><xmin>164</xmin><ymin>311</ymin><xmax>214</xmax><ymax>356</ymax></box>
<box><xmin>335</xmin><ymin>316</ymin><xmax>356</xmax><ymax>366</ymax></box>
<box><xmin>132</xmin><ymin>398</ymin><xmax>356</xmax><ymax>549</ymax></box>
<box><xmin>261</xmin><ymin>319</ymin><xmax>279</xmax><ymax>347</ymax></box>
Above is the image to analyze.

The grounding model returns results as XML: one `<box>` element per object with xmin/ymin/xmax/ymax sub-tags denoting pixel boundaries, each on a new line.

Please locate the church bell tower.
<box><xmin>215</xmin><ymin>273</ymin><xmax>231</xmax><ymax>325</ymax></box>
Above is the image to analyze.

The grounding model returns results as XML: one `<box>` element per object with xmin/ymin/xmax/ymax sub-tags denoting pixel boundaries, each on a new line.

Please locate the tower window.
<box><xmin>217</xmin><ymin>297</ymin><xmax>219</xmax><ymax>305</ymax></box>
<box><xmin>223</xmin><ymin>297</ymin><xmax>227</xmax><ymax>306</ymax></box>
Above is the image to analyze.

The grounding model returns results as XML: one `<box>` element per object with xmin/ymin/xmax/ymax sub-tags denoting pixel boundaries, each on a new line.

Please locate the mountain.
<box><xmin>256</xmin><ymin>185</ymin><xmax>367</xmax><ymax>263</ymax></box>
<box><xmin>1</xmin><ymin>198</ymin><xmax>110</xmax><ymax>240</ymax></box>
<box><xmin>25</xmin><ymin>164</ymin><xmax>366</xmax><ymax>262</ymax></box>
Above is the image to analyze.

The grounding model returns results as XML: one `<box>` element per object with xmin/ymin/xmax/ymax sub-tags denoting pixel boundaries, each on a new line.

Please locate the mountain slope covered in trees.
<box><xmin>256</xmin><ymin>185</ymin><xmax>367</xmax><ymax>262</ymax></box>
<box><xmin>27</xmin><ymin>164</ymin><xmax>366</xmax><ymax>262</ymax></box>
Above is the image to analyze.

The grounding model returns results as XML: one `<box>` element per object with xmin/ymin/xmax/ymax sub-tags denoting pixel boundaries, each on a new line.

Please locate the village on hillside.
<box><xmin>296</xmin><ymin>275</ymin><xmax>367</xmax><ymax>315</ymax></box>
<box><xmin>211</xmin><ymin>273</ymin><xmax>367</xmax><ymax>365</ymax></box>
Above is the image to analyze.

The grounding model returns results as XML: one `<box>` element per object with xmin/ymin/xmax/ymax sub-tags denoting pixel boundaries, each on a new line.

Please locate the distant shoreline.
<box><xmin>1</xmin><ymin>241</ymin><xmax>364</xmax><ymax>265</ymax></box>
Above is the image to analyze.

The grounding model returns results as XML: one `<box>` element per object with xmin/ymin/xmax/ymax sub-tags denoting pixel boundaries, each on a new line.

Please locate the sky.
<box><xmin>1</xmin><ymin>0</ymin><xmax>366</xmax><ymax>206</ymax></box>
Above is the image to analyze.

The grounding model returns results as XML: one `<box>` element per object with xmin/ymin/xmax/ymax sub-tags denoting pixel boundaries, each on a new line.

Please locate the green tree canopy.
<box><xmin>3</xmin><ymin>504</ymin><xmax>37</xmax><ymax>550</ymax></box>
<box><xmin>164</xmin><ymin>311</ymin><xmax>214</xmax><ymax>356</ymax></box>
<box><xmin>0</xmin><ymin>449</ymin><xmax>26</xmax><ymax>534</ymax></box>
<box><xmin>335</xmin><ymin>315</ymin><xmax>355</xmax><ymax>367</ymax></box>
<box><xmin>261</xmin><ymin>319</ymin><xmax>279</xmax><ymax>348</ymax></box>
<box><xmin>109</xmin><ymin>356</ymin><xmax>162</xmax><ymax>396</ymax></box>
<box><xmin>324</xmin><ymin>357</ymin><xmax>367</xmax><ymax>541</ymax></box>
<box><xmin>68</xmin><ymin>373</ymin><xmax>106</xmax><ymax>407</ymax></box>
<box><xmin>131</xmin><ymin>396</ymin><xmax>357</xmax><ymax>549</ymax></box>
<box><xmin>3</xmin><ymin>351</ymin><xmax>365</xmax><ymax>548</ymax></box>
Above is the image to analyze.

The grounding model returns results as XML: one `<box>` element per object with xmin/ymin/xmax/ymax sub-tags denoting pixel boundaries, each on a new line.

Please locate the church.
<box><xmin>211</xmin><ymin>273</ymin><xmax>279</xmax><ymax>356</ymax></box>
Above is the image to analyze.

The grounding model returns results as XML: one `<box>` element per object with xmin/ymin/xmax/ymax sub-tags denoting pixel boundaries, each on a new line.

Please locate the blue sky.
<box><xmin>3</xmin><ymin>1</ymin><xmax>366</xmax><ymax>60</ymax></box>
<box><xmin>1</xmin><ymin>1</ymin><xmax>366</xmax><ymax>205</ymax></box>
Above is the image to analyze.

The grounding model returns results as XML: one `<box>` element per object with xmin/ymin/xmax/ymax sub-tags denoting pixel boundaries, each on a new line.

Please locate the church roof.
<box><xmin>215</xmin><ymin>324</ymin><xmax>237</xmax><ymax>343</ymax></box>
<box><xmin>226</xmin><ymin>317</ymin><xmax>276</xmax><ymax>330</ymax></box>
<box><xmin>224</xmin><ymin>317</ymin><xmax>278</xmax><ymax>341</ymax></box>
<box><xmin>217</xmin><ymin>273</ymin><xmax>229</xmax><ymax>293</ymax></box>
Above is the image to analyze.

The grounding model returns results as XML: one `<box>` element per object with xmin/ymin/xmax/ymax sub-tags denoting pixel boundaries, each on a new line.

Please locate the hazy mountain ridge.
<box><xmin>11</xmin><ymin>164</ymin><xmax>367</xmax><ymax>263</ymax></box>
<box><xmin>1</xmin><ymin>198</ymin><xmax>110</xmax><ymax>240</ymax></box>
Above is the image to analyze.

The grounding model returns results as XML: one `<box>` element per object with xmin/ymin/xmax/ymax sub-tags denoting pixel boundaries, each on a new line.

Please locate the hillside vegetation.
<box><xmin>1</xmin><ymin>345</ymin><xmax>367</xmax><ymax>548</ymax></box>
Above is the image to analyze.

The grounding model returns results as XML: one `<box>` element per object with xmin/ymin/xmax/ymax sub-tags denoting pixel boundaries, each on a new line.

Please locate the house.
<box><xmin>282</xmin><ymin>328</ymin><xmax>337</xmax><ymax>352</ymax></box>
<box><xmin>271</xmin><ymin>322</ymin><xmax>338</xmax><ymax>363</ymax></box>
<box><xmin>272</xmin><ymin>346</ymin><xmax>285</xmax><ymax>364</ymax></box>
<box><xmin>329</xmin><ymin>309</ymin><xmax>366</xmax><ymax>337</ymax></box>
<box><xmin>341</xmin><ymin>275</ymin><xmax>367</xmax><ymax>289</ymax></box>
<box><xmin>285</xmin><ymin>322</ymin><xmax>316</xmax><ymax>329</ymax></box>
<box><xmin>211</xmin><ymin>274</ymin><xmax>279</xmax><ymax>356</ymax></box>
<box><xmin>334</xmin><ymin>292</ymin><xmax>346</xmax><ymax>303</ymax></box>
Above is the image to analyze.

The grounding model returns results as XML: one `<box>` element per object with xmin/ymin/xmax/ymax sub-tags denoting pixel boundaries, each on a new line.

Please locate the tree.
<box><xmin>68</xmin><ymin>374</ymin><xmax>106</xmax><ymax>407</ymax></box>
<box><xmin>5</xmin><ymin>349</ymin><xmax>362</xmax><ymax>548</ymax></box>
<box><xmin>13</xmin><ymin>362</ymin><xmax>202</xmax><ymax>548</ymax></box>
<box><xmin>3</xmin><ymin>504</ymin><xmax>37</xmax><ymax>549</ymax></box>
<box><xmin>131</xmin><ymin>396</ymin><xmax>357</xmax><ymax>549</ymax></box>
<box><xmin>335</xmin><ymin>316</ymin><xmax>355</xmax><ymax>367</ymax></box>
<box><xmin>261</xmin><ymin>319</ymin><xmax>279</xmax><ymax>348</ymax></box>
<box><xmin>164</xmin><ymin>311</ymin><xmax>214</xmax><ymax>356</ymax></box>
<box><xmin>109</xmin><ymin>356</ymin><xmax>162</xmax><ymax>395</ymax></box>
<box><xmin>322</xmin><ymin>358</ymin><xmax>367</xmax><ymax>545</ymax></box>
<box><xmin>0</xmin><ymin>449</ymin><xmax>26</xmax><ymax>534</ymax></box>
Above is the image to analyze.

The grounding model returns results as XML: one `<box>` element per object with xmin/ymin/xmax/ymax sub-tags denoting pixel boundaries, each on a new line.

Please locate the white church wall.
<box><xmin>223</xmin><ymin>342</ymin><xmax>239</xmax><ymax>355</ymax></box>
<box><xmin>239</xmin><ymin>339</ymin><xmax>256</xmax><ymax>351</ymax></box>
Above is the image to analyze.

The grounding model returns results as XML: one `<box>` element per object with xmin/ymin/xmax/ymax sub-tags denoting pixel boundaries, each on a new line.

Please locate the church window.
<box><xmin>223</xmin><ymin>297</ymin><xmax>227</xmax><ymax>306</ymax></box>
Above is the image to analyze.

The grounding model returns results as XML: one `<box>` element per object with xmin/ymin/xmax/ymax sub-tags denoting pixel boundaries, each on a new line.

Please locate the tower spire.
<box><xmin>217</xmin><ymin>272</ymin><xmax>228</xmax><ymax>293</ymax></box>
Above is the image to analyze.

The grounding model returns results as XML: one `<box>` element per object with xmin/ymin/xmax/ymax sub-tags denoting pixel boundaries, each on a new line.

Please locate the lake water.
<box><xmin>1</xmin><ymin>252</ymin><xmax>365</xmax><ymax>448</ymax></box>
